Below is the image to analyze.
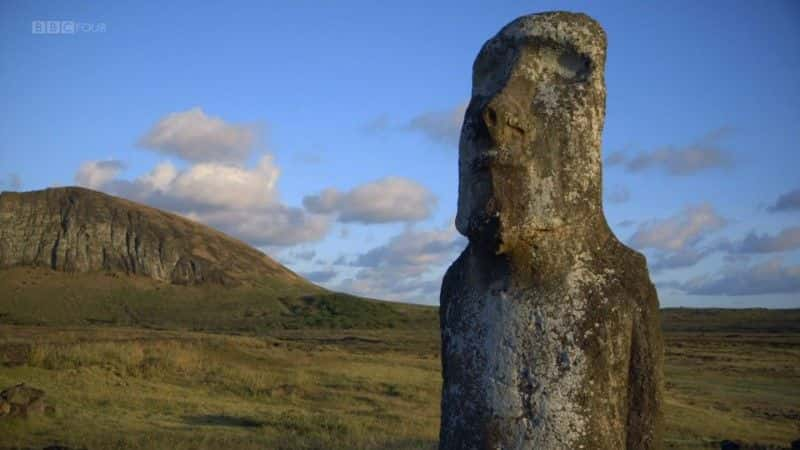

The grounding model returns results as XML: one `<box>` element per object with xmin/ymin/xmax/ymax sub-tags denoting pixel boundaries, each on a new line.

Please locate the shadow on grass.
<box><xmin>183</xmin><ymin>414</ymin><xmax>263</xmax><ymax>428</ymax></box>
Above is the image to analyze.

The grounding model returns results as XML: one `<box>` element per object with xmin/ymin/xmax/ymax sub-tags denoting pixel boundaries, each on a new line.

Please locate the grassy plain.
<box><xmin>0</xmin><ymin>325</ymin><xmax>797</xmax><ymax>449</ymax></box>
<box><xmin>0</xmin><ymin>326</ymin><xmax>442</xmax><ymax>450</ymax></box>
<box><xmin>0</xmin><ymin>268</ymin><xmax>798</xmax><ymax>449</ymax></box>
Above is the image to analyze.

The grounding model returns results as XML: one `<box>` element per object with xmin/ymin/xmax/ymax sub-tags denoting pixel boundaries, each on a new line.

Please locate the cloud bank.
<box><xmin>679</xmin><ymin>258</ymin><xmax>800</xmax><ymax>296</ymax></box>
<box><xmin>362</xmin><ymin>103</ymin><xmax>467</xmax><ymax>148</ymax></box>
<box><xmin>138</xmin><ymin>107</ymin><xmax>259</xmax><ymax>163</ymax></box>
<box><xmin>735</xmin><ymin>227</ymin><xmax>800</xmax><ymax>254</ymax></box>
<box><xmin>606</xmin><ymin>127</ymin><xmax>733</xmax><ymax>175</ymax></box>
<box><xmin>630</xmin><ymin>203</ymin><xmax>726</xmax><ymax>252</ymax></box>
<box><xmin>335</xmin><ymin>227</ymin><xmax>466</xmax><ymax>302</ymax></box>
<box><xmin>303</xmin><ymin>177</ymin><xmax>436</xmax><ymax>224</ymax></box>
<box><xmin>404</xmin><ymin>103</ymin><xmax>467</xmax><ymax>146</ymax></box>
<box><xmin>768</xmin><ymin>188</ymin><xmax>800</xmax><ymax>213</ymax></box>
<box><xmin>77</xmin><ymin>155</ymin><xmax>329</xmax><ymax>247</ymax></box>
<box><xmin>75</xmin><ymin>160</ymin><xmax>126</xmax><ymax>189</ymax></box>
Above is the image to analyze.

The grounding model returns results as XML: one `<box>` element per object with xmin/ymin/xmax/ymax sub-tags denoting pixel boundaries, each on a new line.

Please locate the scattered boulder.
<box><xmin>719</xmin><ymin>440</ymin><xmax>741</xmax><ymax>450</ymax></box>
<box><xmin>439</xmin><ymin>11</ymin><xmax>664</xmax><ymax>450</ymax></box>
<box><xmin>791</xmin><ymin>438</ymin><xmax>800</xmax><ymax>450</ymax></box>
<box><xmin>0</xmin><ymin>383</ymin><xmax>54</xmax><ymax>418</ymax></box>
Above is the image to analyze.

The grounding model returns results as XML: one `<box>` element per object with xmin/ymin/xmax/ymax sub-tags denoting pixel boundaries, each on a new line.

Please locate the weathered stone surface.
<box><xmin>0</xmin><ymin>187</ymin><xmax>303</xmax><ymax>286</ymax></box>
<box><xmin>439</xmin><ymin>11</ymin><xmax>664</xmax><ymax>450</ymax></box>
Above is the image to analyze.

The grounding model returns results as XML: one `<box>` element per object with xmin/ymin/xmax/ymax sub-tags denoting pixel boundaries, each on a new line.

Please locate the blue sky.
<box><xmin>1</xmin><ymin>0</ymin><xmax>798</xmax><ymax>307</ymax></box>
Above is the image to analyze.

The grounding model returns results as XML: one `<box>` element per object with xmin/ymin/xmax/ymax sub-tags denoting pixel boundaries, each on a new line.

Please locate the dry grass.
<box><xmin>0</xmin><ymin>326</ymin><xmax>797</xmax><ymax>449</ymax></box>
<box><xmin>663</xmin><ymin>332</ymin><xmax>800</xmax><ymax>448</ymax></box>
<box><xmin>0</xmin><ymin>326</ymin><xmax>441</xmax><ymax>450</ymax></box>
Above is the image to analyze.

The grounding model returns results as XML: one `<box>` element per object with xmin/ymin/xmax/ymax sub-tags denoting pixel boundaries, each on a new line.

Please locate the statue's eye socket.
<box><xmin>557</xmin><ymin>51</ymin><xmax>591</xmax><ymax>82</ymax></box>
<box><xmin>473</xmin><ymin>46</ymin><xmax>518</xmax><ymax>95</ymax></box>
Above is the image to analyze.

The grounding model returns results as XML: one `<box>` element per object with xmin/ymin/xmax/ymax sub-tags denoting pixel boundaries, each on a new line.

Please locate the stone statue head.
<box><xmin>455</xmin><ymin>12</ymin><xmax>608</xmax><ymax>253</ymax></box>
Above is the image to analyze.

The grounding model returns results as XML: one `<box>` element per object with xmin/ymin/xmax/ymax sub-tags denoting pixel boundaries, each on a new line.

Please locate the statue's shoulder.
<box><xmin>598</xmin><ymin>235</ymin><xmax>658</xmax><ymax>308</ymax></box>
<box><xmin>441</xmin><ymin>244</ymin><xmax>471</xmax><ymax>304</ymax></box>
<box><xmin>600</xmin><ymin>233</ymin><xmax>649</xmax><ymax>275</ymax></box>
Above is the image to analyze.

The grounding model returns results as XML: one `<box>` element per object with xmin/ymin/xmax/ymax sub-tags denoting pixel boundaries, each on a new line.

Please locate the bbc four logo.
<box><xmin>31</xmin><ymin>20</ymin><xmax>106</xmax><ymax>34</ymax></box>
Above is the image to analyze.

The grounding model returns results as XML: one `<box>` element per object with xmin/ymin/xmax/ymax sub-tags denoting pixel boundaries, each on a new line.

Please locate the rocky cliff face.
<box><xmin>0</xmin><ymin>187</ymin><xmax>303</xmax><ymax>286</ymax></box>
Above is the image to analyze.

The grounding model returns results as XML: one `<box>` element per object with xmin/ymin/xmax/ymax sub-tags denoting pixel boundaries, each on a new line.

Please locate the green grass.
<box><xmin>0</xmin><ymin>326</ymin><xmax>798</xmax><ymax>449</ymax></box>
<box><xmin>0</xmin><ymin>327</ymin><xmax>442</xmax><ymax>450</ymax></box>
<box><xmin>0</xmin><ymin>267</ymin><xmax>438</xmax><ymax>332</ymax></box>
<box><xmin>1</xmin><ymin>268</ymin><xmax>799</xmax><ymax>449</ymax></box>
<box><xmin>662</xmin><ymin>332</ymin><xmax>800</xmax><ymax>448</ymax></box>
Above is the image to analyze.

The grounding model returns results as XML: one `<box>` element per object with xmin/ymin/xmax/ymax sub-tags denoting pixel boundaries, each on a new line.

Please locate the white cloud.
<box><xmin>75</xmin><ymin>160</ymin><xmax>126</xmax><ymax>189</ymax></box>
<box><xmin>303</xmin><ymin>176</ymin><xmax>436</xmax><ymax>224</ymax></box>
<box><xmin>630</xmin><ymin>204</ymin><xmax>726</xmax><ymax>252</ymax></box>
<box><xmin>625</xmin><ymin>147</ymin><xmax>731</xmax><ymax>175</ymax></box>
<box><xmin>110</xmin><ymin>156</ymin><xmax>279</xmax><ymax>210</ymax></box>
<box><xmin>608</xmin><ymin>127</ymin><xmax>734</xmax><ymax>175</ymax></box>
<box><xmin>677</xmin><ymin>258</ymin><xmax>800</xmax><ymax>296</ymax></box>
<box><xmin>193</xmin><ymin>205</ymin><xmax>329</xmax><ymax>247</ymax></box>
<box><xmin>337</xmin><ymin>270</ymin><xmax>441</xmax><ymax>303</ymax></box>
<box><xmin>137</xmin><ymin>161</ymin><xmax>178</xmax><ymax>191</ymax></box>
<box><xmin>138</xmin><ymin>107</ymin><xmax>258</xmax><ymax>163</ymax></box>
<box><xmin>650</xmin><ymin>246</ymin><xmax>717</xmax><ymax>272</ymax></box>
<box><xmin>303</xmin><ymin>188</ymin><xmax>340</xmax><ymax>214</ymax></box>
<box><xmin>335</xmin><ymin>226</ymin><xmax>466</xmax><ymax>303</ymax></box>
<box><xmin>353</xmin><ymin>228</ymin><xmax>465</xmax><ymax>275</ymax></box>
<box><xmin>404</xmin><ymin>103</ymin><xmax>467</xmax><ymax>146</ymax></box>
<box><xmin>77</xmin><ymin>155</ymin><xmax>329</xmax><ymax>247</ymax></box>
<box><xmin>645</xmin><ymin>225</ymin><xmax>800</xmax><ymax>273</ymax></box>
<box><xmin>170</xmin><ymin>156</ymin><xmax>280</xmax><ymax>209</ymax></box>
<box><xmin>735</xmin><ymin>226</ymin><xmax>800</xmax><ymax>254</ymax></box>
<box><xmin>360</xmin><ymin>103</ymin><xmax>467</xmax><ymax>148</ymax></box>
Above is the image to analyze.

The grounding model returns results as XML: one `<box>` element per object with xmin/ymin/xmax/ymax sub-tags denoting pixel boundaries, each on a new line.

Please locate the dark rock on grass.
<box><xmin>0</xmin><ymin>383</ymin><xmax>54</xmax><ymax>418</ymax></box>
<box><xmin>791</xmin><ymin>438</ymin><xmax>800</xmax><ymax>450</ymax></box>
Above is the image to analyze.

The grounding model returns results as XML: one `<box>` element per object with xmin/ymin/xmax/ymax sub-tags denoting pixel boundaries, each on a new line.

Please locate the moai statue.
<box><xmin>439</xmin><ymin>12</ymin><xmax>664</xmax><ymax>450</ymax></box>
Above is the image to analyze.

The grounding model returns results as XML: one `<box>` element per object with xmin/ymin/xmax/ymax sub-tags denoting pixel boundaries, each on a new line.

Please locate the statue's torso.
<box><xmin>440</xmin><ymin>243</ymin><xmax>653</xmax><ymax>449</ymax></box>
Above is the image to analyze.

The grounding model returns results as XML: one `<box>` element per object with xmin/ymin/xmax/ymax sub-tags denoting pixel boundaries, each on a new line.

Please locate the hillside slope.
<box><xmin>0</xmin><ymin>187</ymin><xmax>303</xmax><ymax>286</ymax></box>
<box><xmin>0</xmin><ymin>266</ymin><xmax>438</xmax><ymax>331</ymax></box>
<box><xmin>0</xmin><ymin>187</ymin><xmax>438</xmax><ymax>331</ymax></box>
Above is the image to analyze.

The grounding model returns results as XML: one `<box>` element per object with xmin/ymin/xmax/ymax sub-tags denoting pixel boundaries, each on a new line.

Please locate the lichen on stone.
<box><xmin>440</xmin><ymin>11</ymin><xmax>664</xmax><ymax>450</ymax></box>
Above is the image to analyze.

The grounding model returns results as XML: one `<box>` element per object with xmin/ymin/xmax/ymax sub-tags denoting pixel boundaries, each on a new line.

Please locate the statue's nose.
<box><xmin>481</xmin><ymin>101</ymin><xmax>500</xmax><ymax>137</ymax></box>
<box><xmin>481</xmin><ymin>98</ymin><xmax>526</xmax><ymax>144</ymax></box>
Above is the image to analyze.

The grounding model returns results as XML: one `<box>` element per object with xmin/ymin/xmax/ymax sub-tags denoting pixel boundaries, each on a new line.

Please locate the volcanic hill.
<box><xmin>0</xmin><ymin>187</ymin><xmax>437</xmax><ymax>331</ymax></box>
